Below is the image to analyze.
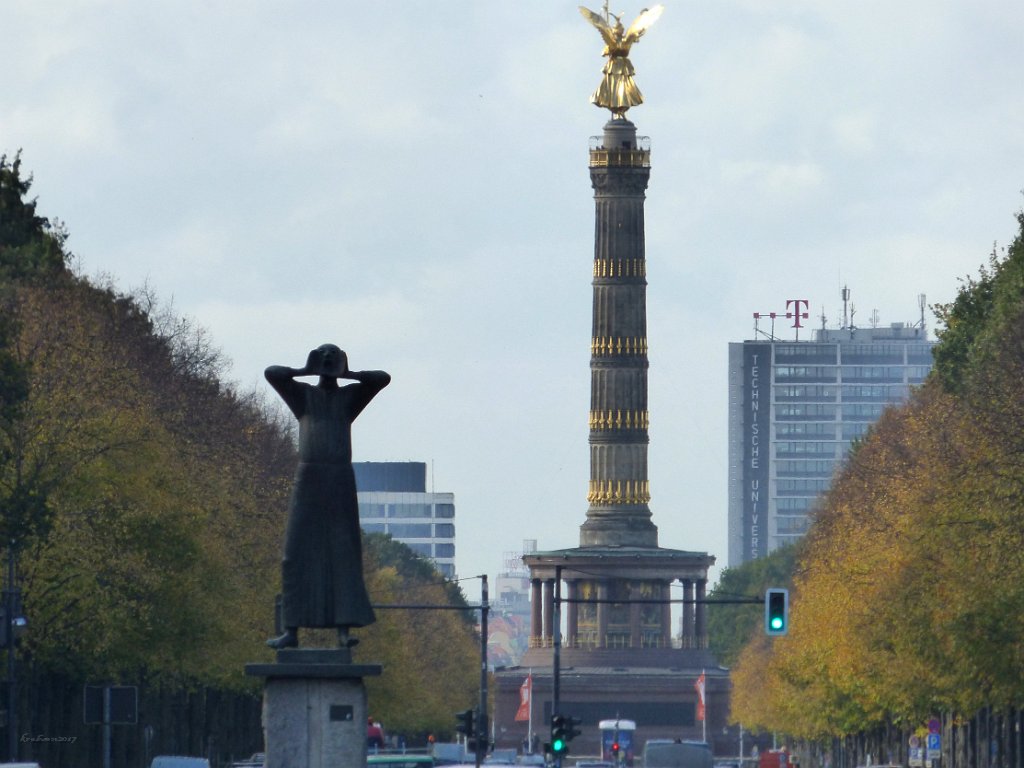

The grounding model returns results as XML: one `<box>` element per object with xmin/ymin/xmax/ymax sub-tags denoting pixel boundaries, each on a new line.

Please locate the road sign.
<box><xmin>927</xmin><ymin>733</ymin><xmax>941</xmax><ymax>760</ymax></box>
<box><xmin>929</xmin><ymin>718</ymin><xmax>941</xmax><ymax>734</ymax></box>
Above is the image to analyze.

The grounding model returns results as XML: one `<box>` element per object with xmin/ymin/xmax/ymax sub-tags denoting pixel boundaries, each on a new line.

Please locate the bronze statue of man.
<box><xmin>265</xmin><ymin>343</ymin><xmax>391</xmax><ymax>649</ymax></box>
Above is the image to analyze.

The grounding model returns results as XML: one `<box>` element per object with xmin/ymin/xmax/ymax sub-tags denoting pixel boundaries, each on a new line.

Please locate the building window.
<box><xmin>434</xmin><ymin>523</ymin><xmax>455</xmax><ymax>538</ymax></box>
<box><xmin>776</xmin><ymin>403</ymin><xmax>836</xmax><ymax>420</ymax></box>
<box><xmin>408</xmin><ymin>543</ymin><xmax>433</xmax><ymax>557</ymax></box>
<box><xmin>390</xmin><ymin>503</ymin><xmax>433</xmax><ymax>518</ymax></box>
<box><xmin>361</xmin><ymin>523</ymin><xmax>386</xmax><ymax>533</ymax></box>
<box><xmin>776</xmin><ymin>460</ymin><xmax>836</xmax><ymax>478</ymax></box>
<box><xmin>775</xmin><ymin>442</ymin><xmax>836</xmax><ymax>458</ymax></box>
<box><xmin>907</xmin><ymin>345</ymin><xmax>934</xmax><ymax>364</ymax></box>
<box><xmin>841</xmin><ymin>343</ymin><xmax>904</xmax><ymax>364</ymax></box>
<box><xmin>841</xmin><ymin>385</ymin><xmax>907</xmax><ymax>402</ymax></box>
<box><xmin>774</xmin><ymin>366</ymin><xmax>838</xmax><ymax>383</ymax></box>
<box><xmin>776</xmin><ymin>516</ymin><xmax>811</xmax><ymax>534</ymax></box>
<box><xmin>774</xmin><ymin>344</ymin><xmax>837</xmax><ymax>364</ymax></box>
<box><xmin>387</xmin><ymin>523</ymin><xmax>433</xmax><ymax>538</ymax></box>
<box><xmin>841</xmin><ymin>404</ymin><xmax>886</xmax><ymax>421</ymax></box>
<box><xmin>776</xmin><ymin>478</ymin><xmax>831</xmax><ymax>496</ymax></box>
<box><xmin>842</xmin><ymin>423</ymin><xmax>872</xmax><ymax>440</ymax></box>
<box><xmin>774</xmin><ymin>385</ymin><xmax>837</xmax><ymax>402</ymax></box>
<box><xmin>434</xmin><ymin>543</ymin><xmax>456</xmax><ymax>558</ymax></box>
<box><xmin>435</xmin><ymin>503</ymin><xmax>455</xmax><ymax>518</ymax></box>
<box><xmin>359</xmin><ymin>503</ymin><xmax>387</xmax><ymax>519</ymax></box>
<box><xmin>777</xmin><ymin>422</ymin><xmax>836</xmax><ymax>439</ymax></box>
<box><xmin>776</xmin><ymin>497</ymin><xmax>812</xmax><ymax>512</ymax></box>
<box><xmin>843</xmin><ymin>366</ymin><xmax>904</xmax><ymax>383</ymax></box>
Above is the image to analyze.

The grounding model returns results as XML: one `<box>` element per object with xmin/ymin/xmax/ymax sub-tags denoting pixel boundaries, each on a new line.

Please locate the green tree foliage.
<box><xmin>0</xmin><ymin>152</ymin><xmax>67</xmax><ymax>280</ymax></box>
<box><xmin>730</xmin><ymin>205</ymin><xmax>1024</xmax><ymax>740</ymax></box>
<box><xmin>707</xmin><ymin>543</ymin><xmax>798</xmax><ymax>668</ymax></box>
<box><xmin>0</xmin><ymin>155</ymin><xmax>482</xmax><ymax>712</ymax></box>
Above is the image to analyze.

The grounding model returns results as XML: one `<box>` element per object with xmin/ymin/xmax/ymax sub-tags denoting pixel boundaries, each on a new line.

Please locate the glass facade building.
<box><xmin>354</xmin><ymin>461</ymin><xmax>456</xmax><ymax>579</ymax></box>
<box><xmin>727</xmin><ymin>323</ymin><xmax>935</xmax><ymax>566</ymax></box>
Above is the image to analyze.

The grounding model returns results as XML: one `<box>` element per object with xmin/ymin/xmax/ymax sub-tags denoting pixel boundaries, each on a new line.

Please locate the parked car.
<box><xmin>230</xmin><ymin>754</ymin><xmax>265</xmax><ymax>768</ymax></box>
<box><xmin>485</xmin><ymin>749</ymin><xmax>519</xmax><ymax>765</ymax></box>
<box><xmin>150</xmin><ymin>757</ymin><xmax>212</xmax><ymax>768</ymax></box>
<box><xmin>517</xmin><ymin>755</ymin><xmax>546</xmax><ymax>766</ymax></box>
<box><xmin>642</xmin><ymin>740</ymin><xmax>712</xmax><ymax>768</ymax></box>
<box><xmin>367</xmin><ymin>754</ymin><xmax>435</xmax><ymax>768</ymax></box>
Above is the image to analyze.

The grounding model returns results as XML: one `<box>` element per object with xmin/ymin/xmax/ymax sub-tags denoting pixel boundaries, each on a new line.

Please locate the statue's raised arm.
<box><xmin>579</xmin><ymin>4</ymin><xmax>664</xmax><ymax>117</ymax></box>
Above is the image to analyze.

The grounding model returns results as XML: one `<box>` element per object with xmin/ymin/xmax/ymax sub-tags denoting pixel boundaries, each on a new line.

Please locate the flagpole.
<box><xmin>527</xmin><ymin>669</ymin><xmax>533</xmax><ymax>751</ymax></box>
<box><xmin>701</xmin><ymin>669</ymin><xmax>706</xmax><ymax>743</ymax></box>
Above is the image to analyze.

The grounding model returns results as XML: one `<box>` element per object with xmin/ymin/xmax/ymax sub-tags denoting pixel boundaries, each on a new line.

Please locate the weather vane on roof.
<box><xmin>579</xmin><ymin>3</ymin><xmax>664</xmax><ymax>118</ymax></box>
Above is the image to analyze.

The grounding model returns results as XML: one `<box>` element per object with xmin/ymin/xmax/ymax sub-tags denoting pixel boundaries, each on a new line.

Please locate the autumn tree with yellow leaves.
<box><xmin>730</xmin><ymin>207</ymin><xmax>1024</xmax><ymax>760</ymax></box>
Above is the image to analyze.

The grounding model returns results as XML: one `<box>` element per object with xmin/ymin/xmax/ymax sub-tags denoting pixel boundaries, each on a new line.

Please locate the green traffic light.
<box><xmin>553</xmin><ymin>739</ymin><xmax>565</xmax><ymax>753</ymax></box>
<box><xmin>765</xmin><ymin>587</ymin><xmax>789</xmax><ymax>635</ymax></box>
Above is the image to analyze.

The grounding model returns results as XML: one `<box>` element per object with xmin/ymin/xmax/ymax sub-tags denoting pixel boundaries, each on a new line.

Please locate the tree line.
<box><xmin>0</xmin><ymin>152</ymin><xmax>480</xmax><ymax>766</ymax></box>
<box><xmin>720</xmin><ymin>205</ymin><xmax>1024</xmax><ymax>768</ymax></box>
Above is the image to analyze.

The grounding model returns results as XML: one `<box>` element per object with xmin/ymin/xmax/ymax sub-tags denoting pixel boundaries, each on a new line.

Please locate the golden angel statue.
<box><xmin>579</xmin><ymin>3</ymin><xmax>664</xmax><ymax>117</ymax></box>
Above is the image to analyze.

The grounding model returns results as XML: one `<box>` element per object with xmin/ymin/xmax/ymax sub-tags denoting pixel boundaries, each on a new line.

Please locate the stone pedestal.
<box><xmin>246</xmin><ymin>649</ymin><xmax>383</xmax><ymax>768</ymax></box>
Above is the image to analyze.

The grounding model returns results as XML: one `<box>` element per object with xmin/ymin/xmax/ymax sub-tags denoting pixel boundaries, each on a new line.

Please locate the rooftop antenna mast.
<box><xmin>841</xmin><ymin>286</ymin><xmax>851</xmax><ymax>329</ymax></box>
<box><xmin>752</xmin><ymin>311</ymin><xmax>779</xmax><ymax>341</ymax></box>
<box><xmin>917</xmin><ymin>293</ymin><xmax>927</xmax><ymax>332</ymax></box>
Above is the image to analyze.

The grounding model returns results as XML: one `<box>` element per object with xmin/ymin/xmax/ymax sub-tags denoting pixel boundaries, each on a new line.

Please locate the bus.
<box><xmin>600</xmin><ymin>719</ymin><xmax>637</xmax><ymax>766</ymax></box>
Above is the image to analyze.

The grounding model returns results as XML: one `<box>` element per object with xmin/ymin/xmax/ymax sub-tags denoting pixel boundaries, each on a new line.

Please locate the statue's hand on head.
<box><xmin>304</xmin><ymin>344</ymin><xmax>349</xmax><ymax>378</ymax></box>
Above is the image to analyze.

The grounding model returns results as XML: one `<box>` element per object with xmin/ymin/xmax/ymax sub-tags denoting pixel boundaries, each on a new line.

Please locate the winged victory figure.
<box><xmin>579</xmin><ymin>3</ymin><xmax>664</xmax><ymax>117</ymax></box>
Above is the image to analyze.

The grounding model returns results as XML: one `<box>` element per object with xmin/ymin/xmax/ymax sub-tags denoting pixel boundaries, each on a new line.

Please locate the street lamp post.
<box><xmin>5</xmin><ymin>540</ymin><xmax>18</xmax><ymax>763</ymax></box>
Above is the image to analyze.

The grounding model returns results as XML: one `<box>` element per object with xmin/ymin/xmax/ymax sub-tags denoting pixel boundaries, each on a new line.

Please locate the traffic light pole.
<box><xmin>552</xmin><ymin>567</ymin><xmax>563</xmax><ymax>768</ymax></box>
<box><xmin>553</xmin><ymin>566</ymin><xmax>561</xmax><ymax>716</ymax></box>
<box><xmin>477</xmin><ymin>576</ymin><xmax>489</xmax><ymax>768</ymax></box>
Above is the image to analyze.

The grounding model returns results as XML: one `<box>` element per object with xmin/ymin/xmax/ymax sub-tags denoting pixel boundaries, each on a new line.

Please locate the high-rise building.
<box><xmin>727</xmin><ymin>311</ymin><xmax>936</xmax><ymax>566</ymax></box>
<box><xmin>353</xmin><ymin>461</ymin><xmax>456</xmax><ymax>579</ymax></box>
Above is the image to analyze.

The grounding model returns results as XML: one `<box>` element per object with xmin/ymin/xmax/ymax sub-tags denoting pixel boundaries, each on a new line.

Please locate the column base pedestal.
<box><xmin>246</xmin><ymin>649</ymin><xmax>383</xmax><ymax>768</ymax></box>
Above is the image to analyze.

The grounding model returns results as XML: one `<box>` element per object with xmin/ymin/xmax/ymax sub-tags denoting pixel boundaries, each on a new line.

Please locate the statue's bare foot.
<box><xmin>267</xmin><ymin>629</ymin><xmax>298</xmax><ymax>649</ymax></box>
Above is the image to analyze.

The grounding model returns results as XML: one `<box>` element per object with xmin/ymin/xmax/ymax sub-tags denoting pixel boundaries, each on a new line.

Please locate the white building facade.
<box><xmin>354</xmin><ymin>461</ymin><xmax>456</xmax><ymax>579</ymax></box>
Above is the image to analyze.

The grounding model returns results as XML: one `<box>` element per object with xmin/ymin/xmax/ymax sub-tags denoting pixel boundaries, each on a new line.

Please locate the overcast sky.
<box><xmin>4</xmin><ymin>1</ymin><xmax>1023</xmax><ymax>599</ymax></box>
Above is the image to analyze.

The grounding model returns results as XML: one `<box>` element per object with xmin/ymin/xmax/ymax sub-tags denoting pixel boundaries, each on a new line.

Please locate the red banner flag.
<box><xmin>514</xmin><ymin>674</ymin><xmax>532</xmax><ymax>722</ymax></box>
<box><xmin>694</xmin><ymin>673</ymin><xmax>706</xmax><ymax>722</ymax></box>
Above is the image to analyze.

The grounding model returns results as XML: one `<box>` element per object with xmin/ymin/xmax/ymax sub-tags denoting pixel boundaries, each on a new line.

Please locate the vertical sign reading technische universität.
<box><xmin>743</xmin><ymin>343</ymin><xmax>771</xmax><ymax>560</ymax></box>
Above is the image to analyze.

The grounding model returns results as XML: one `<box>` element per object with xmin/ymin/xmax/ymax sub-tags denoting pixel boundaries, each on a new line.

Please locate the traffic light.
<box><xmin>564</xmin><ymin>716</ymin><xmax>582</xmax><ymax>745</ymax></box>
<box><xmin>765</xmin><ymin>587</ymin><xmax>789</xmax><ymax>635</ymax></box>
<box><xmin>455</xmin><ymin>709</ymin><xmax>475</xmax><ymax>739</ymax></box>
<box><xmin>550</xmin><ymin>714</ymin><xmax>567</xmax><ymax>756</ymax></box>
